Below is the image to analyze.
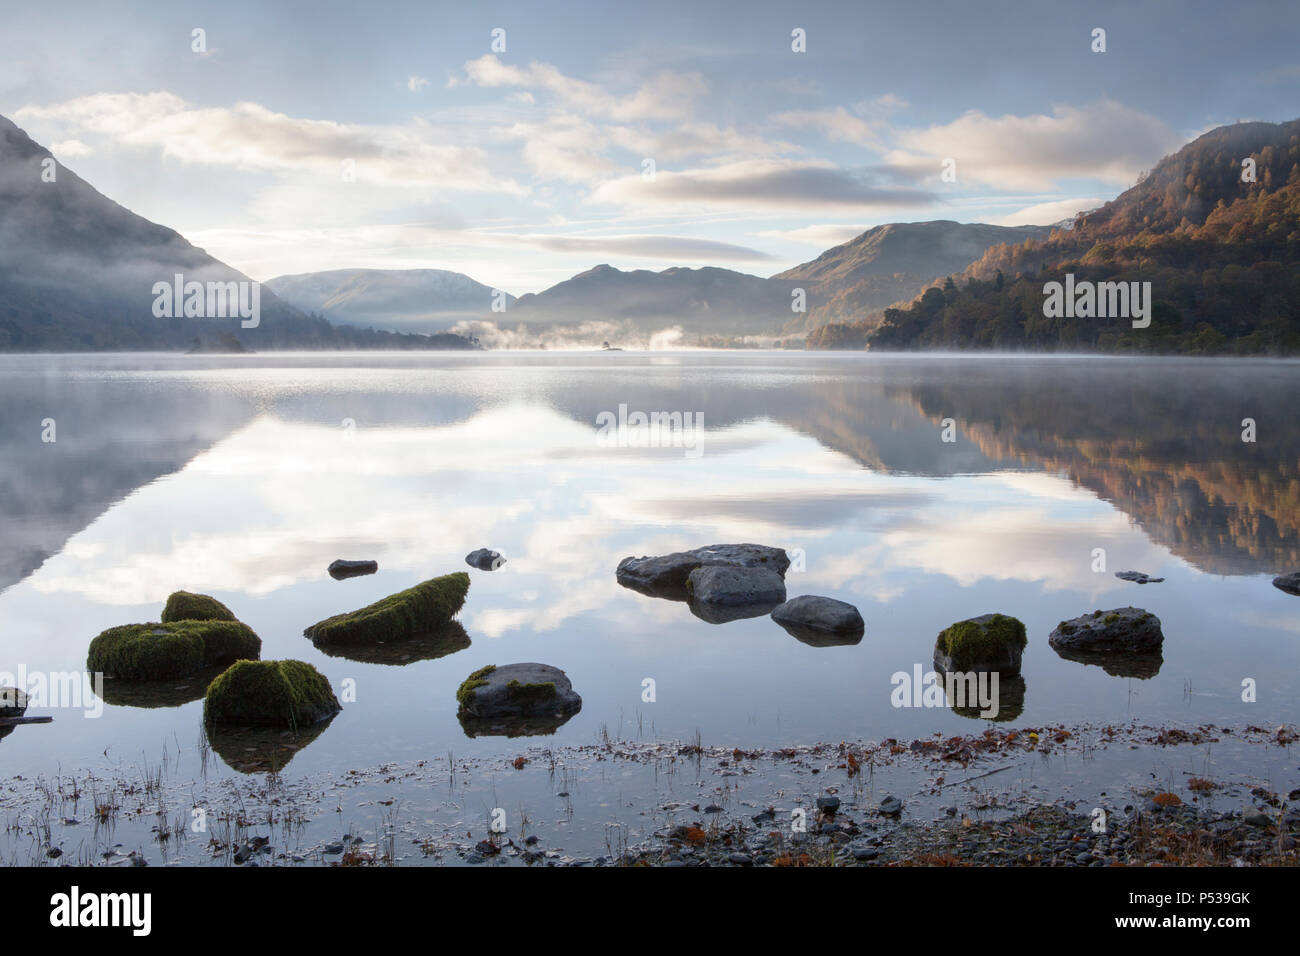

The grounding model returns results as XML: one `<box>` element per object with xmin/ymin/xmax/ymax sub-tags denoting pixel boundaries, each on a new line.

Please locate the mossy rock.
<box><xmin>457</xmin><ymin>665</ymin><xmax>497</xmax><ymax>707</ymax></box>
<box><xmin>933</xmin><ymin>613</ymin><xmax>1027</xmax><ymax>674</ymax></box>
<box><xmin>88</xmin><ymin>620</ymin><xmax>261</xmax><ymax>680</ymax></box>
<box><xmin>455</xmin><ymin>662</ymin><xmax>581</xmax><ymax>722</ymax></box>
<box><xmin>304</xmin><ymin>572</ymin><xmax>469</xmax><ymax>646</ymax></box>
<box><xmin>1049</xmin><ymin>607</ymin><xmax>1163</xmax><ymax>655</ymax></box>
<box><xmin>204</xmin><ymin>659</ymin><xmax>340</xmax><ymax>728</ymax></box>
<box><xmin>161</xmin><ymin>591</ymin><xmax>238</xmax><ymax>623</ymax></box>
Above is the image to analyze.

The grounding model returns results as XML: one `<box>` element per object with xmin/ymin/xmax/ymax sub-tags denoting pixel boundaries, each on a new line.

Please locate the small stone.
<box><xmin>879</xmin><ymin>796</ymin><xmax>902</xmax><ymax>816</ymax></box>
<box><xmin>816</xmin><ymin>795</ymin><xmax>841</xmax><ymax>812</ymax></box>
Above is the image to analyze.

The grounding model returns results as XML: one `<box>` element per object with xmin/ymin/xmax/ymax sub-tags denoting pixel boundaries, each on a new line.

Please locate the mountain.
<box><xmin>820</xmin><ymin>118</ymin><xmax>1300</xmax><ymax>352</ymax></box>
<box><xmin>0</xmin><ymin>114</ymin><xmax>475</xmax><ymax>350</ymax></box>
<box><xmin>775</xmin><ymin>220</ymin><xmax>1053</xmax><ymax>331</ymax></box>
<box><xmin>266</xmin><ymin>268</ymin><xmax>514</xmax><ymax>334</ymax></box>
<box><xmin>508</xmin><ymin>263</ymin><xmax>809</xmax><ymax>341</ymax></box>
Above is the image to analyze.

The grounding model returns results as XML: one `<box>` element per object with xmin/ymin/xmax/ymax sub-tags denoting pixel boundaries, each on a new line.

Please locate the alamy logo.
<box><xmin>1042</xmin><ymin>273</ymin><xmax>1151</xmax><ymax>329</ymax></box>
<box><xmin>1</xmin><ymin>666</ymin><xmax>103</xmax><ymax>718</ymax></box>
<box><xmin>151</xmin><ymin>273</ymin><xmax>261</xmax><ymax>328</ymax></box>
<box><xmin>50</xmin><ymin>886</ymin><xmax>151</xmax><ymax>936</ymax></box>
<box><xmin>595</xmin><ymin>404</ymin><xmax>703</xmax><ymax>458</ymax></box>
<box><xmin>891</xmin><ymin>664</ymin><xmax>1000</xmax><ymax>719</ymax></box>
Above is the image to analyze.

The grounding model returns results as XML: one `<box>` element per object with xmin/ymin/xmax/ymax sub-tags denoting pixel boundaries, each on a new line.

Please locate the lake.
<box><xmin>1</xmin><ymin>351</ymin><xmax>1297</xmax><ymax>863</ymax></box>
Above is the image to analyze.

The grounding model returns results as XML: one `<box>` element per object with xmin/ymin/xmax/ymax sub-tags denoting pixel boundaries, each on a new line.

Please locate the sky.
<box><xmin>2</xmin><ymin>0</ymin><xmax>1298</xmax><ymax>294</ymax></box>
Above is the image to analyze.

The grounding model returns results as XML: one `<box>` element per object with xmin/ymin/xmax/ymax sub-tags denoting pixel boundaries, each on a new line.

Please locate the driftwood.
<box><xmin>0</xmin><ymin>716</ymin><xmax>52</xmax><ymax>726</ymax></box>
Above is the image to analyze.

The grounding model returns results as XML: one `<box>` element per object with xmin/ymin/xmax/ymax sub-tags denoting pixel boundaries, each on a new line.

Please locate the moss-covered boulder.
<box><xmin>204</xmin><ymin>659</ymin><xmax>340</xmax><ymax>727</ymax></box>
<box><xmin>456</xmin><ymin>663</ymin><xmax>582</xmax><ymax>738</ymax></box>
<box><xmin>304</xmin><ymin>572</ymin><xmax>469</xmax><ymax>646</ymax></box>
<box><xmin>1049</xmin><ymin>607</ymin><xmax>1163</xmax><ymax>654</ymax></box>
<box><xmin>456</xmin><ymin>662</ymin><xmax>581</xmax><ymax>719</ymax></box>
<box><xmin>161</xmin><ymin>591</ymin><xmax>238</xmax><ymax>623</ymax></box>
<box><xmin>88</xmin><ymin>620</ymin><xmax>261</xmax><ymax>680</ymax></box>
<box><xmin>933</xmin><ymin>613</ymin><xmax>1027</xmax><ymax>674</ymax></box>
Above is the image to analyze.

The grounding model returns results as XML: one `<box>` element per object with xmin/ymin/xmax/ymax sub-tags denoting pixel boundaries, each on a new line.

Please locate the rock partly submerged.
<box><xmin>203</xmin><ymin>659</ymin><xmax>341</xmax><ymax>728</ymax></box>
<box><xmin>328</xmin><ymin>559</ymin><xmax>378</xmax><ymax>580</ymax></box>
<box><xmin>616</xmin><ymin>544</ymin><xmax>790</xmax><ymax>601</ymax></box>
<box><xmin>933</xmin><ymin>614</ymin><xmax>1027</xmax><ymax>675</ymax></box>
<box><xmin>455</xmin><ymin>663</ymin><xmax>581</xmax><ymax>737</ymax></box>
<box><xmin>304</xmin><ymin>572</ymin><xmax>469</xmax><ymax>646</ymax></box>
<box><xmin>0</xmin><ymin>686</ymin><xmax>28</xmax><ymax>741</ymax></box>
<box><xmin>88</xmin><ymin>590</ymin><xmax>261</xmax><ymax>681</ymax></box>
<box><xmin>1049</xmin><ymin>607</ymin><xmax>1164</xmax><ymax>655</ymax></box>
<box><xmin>465</xmin><ymin>549</ymin><xmax>506</xmax><ymax>571</ymax></box>
<box><xmin>1273</xmin><ymin>571</ymin><xmax>1300</xmax><ymax>596</ymax></box>
<box><xmin>1115</xmin><ymin>571</ymin><xmax>1164</xmax><ymax>584</ymax></box>
<box><xmin>771</xmin><ymin>595</ymin><xmax>865</xmax><ymax>646</ymax></box>
<box><xmin>686</xmin><ymin>565</ymin><xmax>787</xmax><ymax>608</ymax></box>
<box><xmin>88</xmin><ymin>620</ymin><xmax>261</xmax><ymax>681</ymax></box>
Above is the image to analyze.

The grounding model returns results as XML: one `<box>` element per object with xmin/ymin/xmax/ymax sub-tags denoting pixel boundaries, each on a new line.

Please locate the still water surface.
<box><xmin>1</xmin><ymin>351</ymin><xmax>1296</xmax><ymax>785</ymax></box>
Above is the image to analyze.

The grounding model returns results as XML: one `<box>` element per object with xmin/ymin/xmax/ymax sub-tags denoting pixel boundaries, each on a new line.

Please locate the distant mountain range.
<box><xmin>0</xmin><ymin>114</ymin><xmax>476</xmax><ymax>351</ymax></box>
<box><xmin>270</xmin><ymin>225</ymin><xmax>1057</xmax><ymax>345</ymax></box>
<box><xmin>266</xmin><ymin>268</ymin><xmax>514</xmax><ymax>334</ymax></box>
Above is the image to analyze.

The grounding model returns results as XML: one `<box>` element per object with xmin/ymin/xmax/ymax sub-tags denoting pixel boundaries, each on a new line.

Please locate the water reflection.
<box><xmin>0</xmin><ymin>353</ymin><xmax>1296</xmax><ymax>777</ymax></box>
<box><xmin>315</xmin><ymin>621</ymin><xmax>471</xmax><ymax>666</ymax></box>
<box><xmin>206</xmin><ymin>716</ymin><xmax>337</xmax><ymax>774</ymax></box>
<box><xmin>97</xmin><ymin>666</ymin><xmax>228</xmax><ymax>709</ymax></box>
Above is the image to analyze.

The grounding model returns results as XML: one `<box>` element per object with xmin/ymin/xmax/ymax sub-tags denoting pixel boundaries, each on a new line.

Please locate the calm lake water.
<box><xmin>0</xmin><ymin>351</ymin><xmax>1297</xmax><ymax>859</ymax></box>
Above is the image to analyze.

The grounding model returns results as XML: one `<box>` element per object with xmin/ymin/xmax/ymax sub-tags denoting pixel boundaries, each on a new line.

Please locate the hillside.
<box><xmin>0</xmin><ymin>114</ymin><xmax>476</xmax><ymax>351</ymax></box>
<box><xmin>775</xmin><ymin>220</ymin><xmax>1052</xmax><ymax>331</ymax></box>
<box><xmin>809</xmin><ymin>118</ymin><xmax>1300</xmax><ymax>352</ymax></box>
<box><xmin>509</xmin><ymin>263</ymin><xmax>809</xmax><ymax>340</ymax></box>
<box><xmin>266</xmin><ymin>268</ymin><xmax>514</xmax><ymax>334</ymax></box>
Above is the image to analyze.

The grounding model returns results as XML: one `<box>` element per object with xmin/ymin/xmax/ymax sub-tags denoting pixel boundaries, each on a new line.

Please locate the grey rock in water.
<box><xmin>1049</xmin><ymin>607</ymin><xmax>1164</xmax><ymax>654</ymax></box>
<box><xmin>816</xmin><ymin>795</ymin><xmax>841</xmax><ymax>812</ymax></box>
<box><xmin>616</xmin><ymin>543</ymin><xmax>789</xmax><ymax>600</ymax></box>
<box><xmin>465</xmin><ymin>548</ymin><xmax>506</xmax><ymax>571</ymax></box>
<box><xmin>1115</xmin><ymin>570</ymin><xmax>1164</xmax><ymax>584</ymax></box>
<box><xmin>457</xmin><ymin>662</ymin><xmax>581</xmax><ymax>719</ymax></box>
<box><xmin>1273</xmin><ymin>571</ymin><xmax>1300</xmax><ymax>596</ymax></box>
<box><xmin>328</xmin><ymin>559</ymin><xmax>378</xmax><ymax>579</ymax></box>
<box><xmin>771</xmin><ymin>595</ymin><xmax>865</xmax><ymax>643</ymax></box>
<box><xmin>686</xmin><ymin>565</ymin><xmax>786</xmax><ymax>608</ymax></box>
<box><xmin>879</xmin><ymin>796</ymin><xmax>903</xmax><ymax>816</ymax></box>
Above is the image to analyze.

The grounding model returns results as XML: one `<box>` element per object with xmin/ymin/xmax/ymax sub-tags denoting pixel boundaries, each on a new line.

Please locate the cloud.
<box><xmin>589</xmin><ymin>159</ymin><xmax>936</xmax><ymax>213</ymax></box>
<box><xmin>16</xmin><ymin>92</ymin><xmax>523</xmax><ymax>193</ymax></box>
<box><xmin>496</xmin><ymin>232</ymin><xmax>775</xmax><ymax>261</ymax></box>
<box><xmin>406</xmin><ymin>74</ymin><xmax>430</xmax><ymax>92</ymax></box>
<box><xmin>773</xmin><ymin>106</ymin><xmax>880</xmax><ymax>147</ymax></box>
<box><xmin>50</xmin><ymin>138</ymin><xmax>91</xmax><ymax>158</ymax></box>
<box><xmin>997</xmin><ymin>197</ymin><xmax>1103</xmax><ymax>226</ymax></box>
<box><xmin>458</xmin><ymin>54</ymin><xmax>705</xmax><ymax>121</ymax></box>
<box><xmin>757</xmin><ymin>223</ymin><xmax>869</xmax><ymax>245</ymax></box>
<box><xmin>885</xmin><ymin>99</ymin><xmax>1183</xmax><ymax>190</ymax></box>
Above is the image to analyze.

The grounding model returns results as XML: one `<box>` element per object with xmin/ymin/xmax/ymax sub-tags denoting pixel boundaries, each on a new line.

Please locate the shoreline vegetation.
<box><xmin>2</xmin><ymin>720</ymin><xmax>1294</xmax><ymax>867</ymax></box>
